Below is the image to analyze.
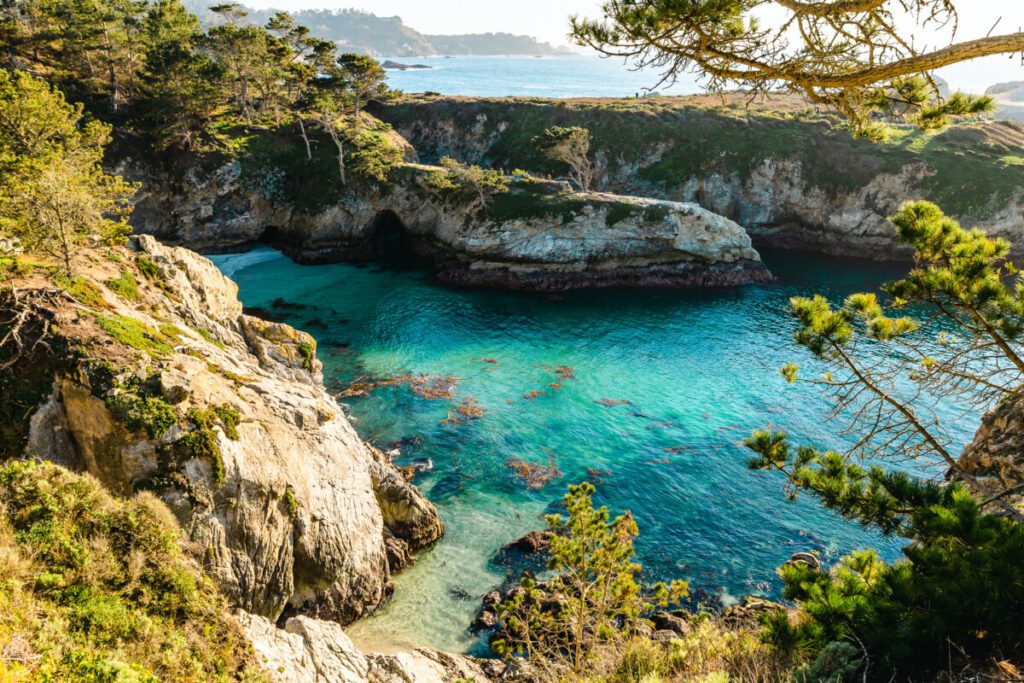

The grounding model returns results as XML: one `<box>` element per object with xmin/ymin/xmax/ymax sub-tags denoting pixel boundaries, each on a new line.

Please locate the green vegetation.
<box><xmin>136</xmin><ymin>256</ymin><xmax>160</xmax><ymax>281</ymax></box>
<box><xmin>194</xmin><ymin>326</ymin><xmax>226</xmax><ymax>349</ymax></box>
<box><xmin>382</xmin><ymin>98</ymin><xmax>1024</xmax><ymax>217</ymax></box>
<box><xmin>106</xmin><ymin>271</ymin><xmax>140</xmax><ymax>302</ymax></box>
<box><xmin>571</xmin><ymin>1</ymin><xmax>1000</xmax><ymax>136</ymax></box>
<box><xmin>533</xmin><ymin>125</ymin><xmax>594</xmax><ymax>191</ymax></box>
<box><xmin>747</xmin><ymin>432</ymin><xmax>1024</xmax><ymax>677</ymax></box>
<box><xmin>179</xmin><ymin>405</ymin><xmax>241</xmax><ymax>486</ymax></box>
<box><xmin>106</xmin><ymin>377</ymin><xmax>179</xmax><ymax>440</ymax></box>
<box><xmin>0</xmin><ymin>70</ymin><xmax>137</xmax><ymax>276</ymax></box>
<box><xmin>298</xmin><ymin>342</ymin><xmax>316</xmax><ymax>372</ymax></box>
<box><xmin>53</xmin><ymin>273</ymin><xmax>107</xmax><ymax>309</ymax></box>
<box><xmin>95</xmin><ymin>314</ymin><xmax>176</xmax><ymax>358</ymax></box>
<box><xmin>737</xmin><ymin>201</ymin><xmax>1024</xmax><ymax>678</ymax></box>
<box><xmin>177</xmin><ymin>428</ymin><xmax>224</xmax><ymax>486</ymax></box>
<box><xmin>424</xmin><ymin>157</ymin><xmax>511</xmax><ymax>213</ymax></box>
<box><xmin>0</xmin><ymin>460</ymin><xmax>263</xmax><ymax>681</ymax></box>
<box><xmin>494</xmin><ymin>482</ymin><xmax>687</xmax><ymax>679</ymax></box>
<box><xmin>283</xmin><ymin>486</ymin><xmax>300</xmax><ymax>520</ymax></box>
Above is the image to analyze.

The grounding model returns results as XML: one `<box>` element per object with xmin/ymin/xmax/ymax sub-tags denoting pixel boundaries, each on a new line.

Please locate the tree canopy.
<box><xmin>571</xmin><ymin>1</ymin><xmax>1007</xmax><ymax>135</ymax></box>
<box><xmin>0</xmin><ymin>70</ymin><xmax>135</xmax><ymax>275</ymax></box>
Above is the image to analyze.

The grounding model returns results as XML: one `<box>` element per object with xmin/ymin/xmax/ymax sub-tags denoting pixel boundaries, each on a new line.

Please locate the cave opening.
<box><xmin>368</xmin><ymin>210</ymin><xmax>421</xmax><ymax>268</ymax></box>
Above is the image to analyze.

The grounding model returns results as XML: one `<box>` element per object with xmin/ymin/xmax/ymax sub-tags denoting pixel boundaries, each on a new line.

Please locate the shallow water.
<box><xmin>211</xmin><ymin>249</ymin><xmax>981</xmax><ymax>654</ymax></box>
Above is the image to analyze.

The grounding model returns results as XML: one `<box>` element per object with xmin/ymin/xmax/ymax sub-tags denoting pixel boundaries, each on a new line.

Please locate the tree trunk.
<box><xmin>327</xmin><ymin>126</ymin><xmax>346</xmax><ymax>185</ymax></box>
<box><xmin>298</xmin><ymin>117</ymin><xmax>313</xmax><ymax>161</ymax></box>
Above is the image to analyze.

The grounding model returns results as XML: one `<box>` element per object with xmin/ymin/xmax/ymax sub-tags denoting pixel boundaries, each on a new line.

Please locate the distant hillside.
<box><xmin>183</xmin><ymin>0</ymin><xmax>572</xmax><ymax>56</ymax></box>
<box><xmin>424</xmin><ymin>33</ymin><xmax>573</xmax><ymax>56</ymax></box>
<box><xmin>986</xmin><ymin>80</ymin><xmax>1024</xmax><ymax>123</ymax></box>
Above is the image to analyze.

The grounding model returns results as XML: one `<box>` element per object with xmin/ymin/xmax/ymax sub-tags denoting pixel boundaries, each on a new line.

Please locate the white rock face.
<box><xmin>23</xmin><ymin>236</ymin><xmax>443</xmax><ymax>624</ymax></box>
<box><xmin>129</xmin><ymin>164</ymin><xmax>770</xmax><ymax>291</ymax></box>
<box><xmin>240</xmin><ymin>613</ymin><xmax>504</xmax><ymax>683</ymax></box>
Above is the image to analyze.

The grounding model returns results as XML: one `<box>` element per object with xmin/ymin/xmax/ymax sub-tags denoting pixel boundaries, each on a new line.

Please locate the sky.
<box><xmin>246</xmin><ymin>0</ymin><xmax>1024</xmax><ymax>90</ymax></box>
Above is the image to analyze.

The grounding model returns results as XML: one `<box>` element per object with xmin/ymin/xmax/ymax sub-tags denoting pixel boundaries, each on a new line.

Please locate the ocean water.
<box><xmin>211</xmin><ymin>249</ymin><xmax>982</xmax><ymax>654</ymax></box>
<box><xmin>382</xmin><ymin>54</ymin><xmax>703</xmax><ymax>99</ymax></box>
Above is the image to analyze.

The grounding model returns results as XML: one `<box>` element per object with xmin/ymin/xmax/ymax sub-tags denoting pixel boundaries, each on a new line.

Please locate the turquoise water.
<box><xmin>211</xmin><ymin>249</ymin><xmax>980</xmax><ymax>654</ymax></box>
<box><xmin>382</xmin><ymin>54</ymin><xmax>702</xmax><ymax>98</ymax></box>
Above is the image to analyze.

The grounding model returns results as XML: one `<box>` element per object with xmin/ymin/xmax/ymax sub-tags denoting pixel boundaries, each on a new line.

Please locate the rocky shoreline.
<box><xmin>126</xmin><ymin>158</ymin><xmax>774</xmax><ymax>292</ymax></box>
<box><xmin>374</xmin><ymin>97</ymin><xmax>1024</xmax><ymax>261</ymax></box>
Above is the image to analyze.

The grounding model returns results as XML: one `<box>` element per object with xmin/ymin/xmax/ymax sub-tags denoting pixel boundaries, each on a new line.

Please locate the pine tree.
<box><xmin>0</xmin><ymin>70</ymin><xmax>136</xmax><ymax>275</ymax></box>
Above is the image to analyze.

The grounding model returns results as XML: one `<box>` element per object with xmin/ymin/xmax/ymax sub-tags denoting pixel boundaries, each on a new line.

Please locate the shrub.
<box><xmin>53</xmin><ymin>272</ymin><xmax>106</xmax><ymax>308</ymax></box>
<box><xmin>94</xmin><ymin>314</ymin><xmax>175</xmax><ymax>357</ymax></box>
<box><xmin>0</xmin><ymin>460</ymin><xmax>263</xmax><ymax>681</ymax></box>
<box><xmin>747</xmin><ymin>433</ymin><xmax>1024</xmax><ymax>677</ymax></box>
<box><xmin>106</xmin><ymin>271</ymin><xmax>140</xmax><ymax>302</ymax></box>
<box><xmin>493</xmin><ymin>482</ymin><xmax>687</xmax><ymax>679</ymax></box>
<box><xmin>136</xmin><ymin>256</ymin><xmax>160</xmax><ymax>281</ymax></box>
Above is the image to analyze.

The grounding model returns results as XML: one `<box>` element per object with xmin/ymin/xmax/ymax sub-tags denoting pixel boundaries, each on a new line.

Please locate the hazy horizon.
<box><xmin>243</xmin><ymin>1</ymin><xmax>1024</xmax><ymax>92</ymax></box>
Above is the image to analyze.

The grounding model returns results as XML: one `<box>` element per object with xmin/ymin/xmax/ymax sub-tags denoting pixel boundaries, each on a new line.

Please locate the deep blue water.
<box><xmin>211</xmin><ymin>249</ymin><xmax>980</xmax><ymax>653</ymax></box>
<box><xmin>382</xmin><ymin>54</ymin><xmax>702</xmax><ymax>98</ymax></box>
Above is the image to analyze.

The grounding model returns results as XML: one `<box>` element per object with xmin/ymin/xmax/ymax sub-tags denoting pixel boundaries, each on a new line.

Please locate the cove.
<box><xmin>211</xmin><ymin>248</ymin><xmax>982</xmax><ymax>655</ymax></box>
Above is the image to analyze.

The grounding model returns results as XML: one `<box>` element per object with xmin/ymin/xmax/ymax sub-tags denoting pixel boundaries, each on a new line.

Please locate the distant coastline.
<box><xmin>183</xmin><ymin>0</ymin><xmax>575</xmax><ymax>57</ymax></box>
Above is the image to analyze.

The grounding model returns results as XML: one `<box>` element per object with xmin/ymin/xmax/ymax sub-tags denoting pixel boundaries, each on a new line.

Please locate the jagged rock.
<box><xmin>378</xmin><ymin>100</ymin><xmax>1024</xmax><ymax>261</ymax></box>
<box><xmin>652</xmin><ymin>612</ymin><xmax>691</xmax><ymax>637</ymax></box>
<box><xmin>501</xmin><ymin>530</ymin><xmax>554</xmax><ymax>555</ymax></box>
<box><xmin>368</xmin><ymin>444</ymin><xmax>445</xmax><ymax>551</ymax></box>
<box><xmin>383</xmin><ymin>528</ymin><xmax>414</xmax><ymax>574</ymax></box>
<box><xmin>242</xmin><ymin>613</ymin><xmax>371</xmax><ymax>683</ymax></box>
<box><xmin>473</xmin><ymin>590</ymin><xmax>503</xmax><ymax>631</ymax></box>
<box><xmin>16</xmin><ymin>237</ymin><xmax>443</xmax><ymax>625</ymax></box>
<box><xmin>785</xmin><ymin>552</ymin><xmax>822</xmax><ymax>571</ymax></box>
<box><xmin>651</xmin><ymin>629</ymin><xmax>684</xmax><ymax>642</ymax></box>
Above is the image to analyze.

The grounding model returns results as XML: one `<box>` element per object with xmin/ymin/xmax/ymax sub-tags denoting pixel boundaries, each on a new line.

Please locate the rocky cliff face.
<box><xmin>960</xmin><ymin>393</ymin><xmax>1024</xmax><ymax>514</ymax></box>
<box><xmin>126</xmin><ymin>159</ymin><xmax>771</xmax><ymax>290</ymax></box>
<box><xmin>374</xmin><ymin>97</ymin><xmax>1024</xmax><ymax>260</ymax></box>
<box><xmin>7</xmin><ymin>236</ymin><xmax>442</xmax><ymax>625</ymax></box>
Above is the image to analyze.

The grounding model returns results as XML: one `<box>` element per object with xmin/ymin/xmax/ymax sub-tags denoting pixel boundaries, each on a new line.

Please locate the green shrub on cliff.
<box><xmin>0</xmin><ymin>460</ymin><xmax>264</xmax><ymax>681</ymax></box>
<box><xmin>0</xmin><ymin>70</ymin><xmax>137</xmax><ymax>277</ymax></box>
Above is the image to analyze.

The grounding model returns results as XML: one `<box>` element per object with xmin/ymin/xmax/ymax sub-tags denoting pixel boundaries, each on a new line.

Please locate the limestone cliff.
<box><xmin>4</xmin><ymin>235</ymin><xmax>443</xmax><ymax>625</ymax></box>
<box><xmin>373</xmin><ymin>96</ymin><xmax>1024</xmax><ymax>260</ymax></box>
<box><xmin>240</xmin><ymin>612</ymin><xmax>520</xmax><ymax>682</ymax></box>
<box><xmin>125</xmin><ymin>156</ymin><xmax>771</xmax><ymax>290</ymax></box>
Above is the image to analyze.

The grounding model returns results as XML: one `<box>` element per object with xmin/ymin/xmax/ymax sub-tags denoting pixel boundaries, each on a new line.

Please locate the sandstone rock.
<box><xmin>380</xmin><ymin>104</ymin><xmax>1024</xmax><ymax>261</ymax></box>
<box><xmin>651</xmin><ymin>629</ymin><xmax>683</xmax><ymax>642</ymax></box>
<box><xmin>368</xmin><ymin>444</ymin><xmax>445</xmax><ymax>552</ymax></box>
<box><xmin>960</xmin><ymin>392</ymin><xmax>1024</xmax><ymax>512</ymax></box>
<box><xmin>501</xmin><ymin>530</ymin><xmax>554</xmax><ymax>555</ymax></box>
<box><xmin>652</xmin><ymin>612</ymin><xmax>691</xmax><ymax>637</ymax></box>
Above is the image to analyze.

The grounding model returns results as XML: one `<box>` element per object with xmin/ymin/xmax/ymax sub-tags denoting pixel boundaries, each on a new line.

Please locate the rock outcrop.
<box><xmin>959</xmin><ymin>393</ymin><xmax>1024</xmax><ymax>513</ymax></box>
<box><xmin>11</xmin><ymin>235</ymin><xmax>442</xmax><ymax>625</ymax></box>
<box><xmin>374</xmin><ymin>97</ymin><xmax>1024</xmax><ymax>260</ymax></box>
<box><xmin>241</xmin><ymin>612</ymin><xmax>514</xmax><ymax>682</ymax></box>
<box><xmin>126</xmin><ymin>158</ymin><xmax>771</xmax><ymax>290</ymax></box>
